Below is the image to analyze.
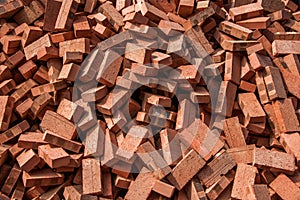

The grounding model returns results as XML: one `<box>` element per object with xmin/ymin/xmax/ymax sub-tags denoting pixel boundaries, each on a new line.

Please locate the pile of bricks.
<box><xmin>1</xmin><ymin>0</ymin><xmax>300</xmax><ymax>199</ymax></box>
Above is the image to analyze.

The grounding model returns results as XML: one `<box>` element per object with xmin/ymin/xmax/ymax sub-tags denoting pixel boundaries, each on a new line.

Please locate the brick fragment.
<box><xmin>270</xmin><ymin>174</ymin><xmax>300</xmax><ymax>200</ymax></box>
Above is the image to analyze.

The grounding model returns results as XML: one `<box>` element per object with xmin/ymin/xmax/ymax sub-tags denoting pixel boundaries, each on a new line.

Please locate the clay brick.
<box><xmin>231</xmin><ymin>164</ymin><xmax>257</xmax><ymax>199</ymax></box>
<box><xmin>40</xmin><ymin>110</ymin><xmax>77</xmax><ymax>140</ymax></box>
<box><xmin>115</xmin><ymin>176</ymin><xmax>132</xmax><ymax>189</ymax></box>
<box><xmin>205</xmin><ymin>170</ymin><xmax>235</xmax><ymax>200</ymax></box>
<box><xmin>11</xmin><ymin>79</ymin><xmax>37</xmax><ymax>102</ymax></box>
<box><xmin>0</xmin><ymin>65</ymin><xmax>12</xmax><ymax>82</ymax></box>
<box><xmin>8</xmin><ymin>144</ymin><xmax>24</xmax><ymax>160</ymax></box>
<box><xmin>270</xmin><ymin>174</ymin><xmax>300</xmax><ymax>200</ymax></box>
<box><xmin>152</xmin><ymin>180</ymin><xmax>175</xmax><ymax>198</ymax></box>
<box><xmin>1</xmin><ymin>164</ymin><xmax>22</xmax><ymax>196</ymax></box>
<box><xmin>175</xmin><ymin>99</ymin><xmax>196</xmax><ymax>130</ymax></box>
<box><xmin>116</xmin><ymin>125</ymin><xmax>148</xmax><ymax>160</ymax></box>
<box><xmin>227</xmin><ymin>144</ymin><xmax>255</xmax><ymax>164</ymax></box>
<box><xmin>198</xmin><ymin>150</ymin><xmax>236</xmax><ymax>188</ymax></box>
<box><xmin>13</xmin><ymin>0</ymin><xmax>44</xmax><ymax>25</ymax></box>
<box><xmin>280</xmin><ymin>133</ymin><xmax>300</xmax><ymax>167</ymax></box>
<box><xmin>22</xmin><ymin>26</ymin><xmax>43</xmax><ymax>47</ymax></box>
<box><xmin>168</xmin><ymin>149</ymin><xmax>205</xmax><ymax>190</ymax></box>
<box><xmin>73</xmin><ymin>16</ymin><xmax>91</xmax><ymax>38</ymax></box>
<box><xmin>125</xmin><ymin>168</ymin><xmax>157</xmax><ymax>200</ymax></box>
<box><xmin>139</xmin><ymin>1</ymin><xmax>168</xmax><ymax>23</ymax></box>
<box><xmin>22</xmin><ymin>168</ymin><xmax>64</xmax><ymax>187</ymax></box>
<box><xmin>272</xmin><ymin>98</ymin><xmax>300</xmax><ymax>133</ymax></box>
<box><xmin>229</xmin><ymin>3</ymin><xmax>263</xmax><ymax>22</ymax></box>
<box><xmin>263</xmin><ymin>66</ymin><xmax>287</xmax><ymax>100</ymax></box>
<box><xmin>31</xmin><ymin>81</ymin><xmax>67</xmax><ymax>96</ymax></box>
<box><xmin>224</xmin><ymin>52</ymin><xmax>241</xmax><ymax>85</ymax></box>
<box><xmin>55</xmin><ymin>0</ymin><xmax>78</xmax><ymax>31</ymax></box>
<box><xmin>238</xmin><ymin>93</ymin><xmax>266</xmax><ymax>125</ymax></box>
<box><xmin>0</xmin><ymin>145</ymin><xmax>8</xmax><ymax>167</ymax></box>
<box><xmin>82</xmin><ymin>158</ymin><xmax>102</xmax><ymax>195</ymax></box>
<box><xmin>0</xmin><ymin>0</ymin><xmax>23</xmax><ymax>19</ymax></box>
<box><xmin>93</xmin><ymin>23</ymin><xmax>114</xmax><ymax>39</ymax></box>
<box><xmin>59</xmin><ymin>38</ymin><xmax>90</xmax><ymax>57</ymax></box>
<box><xmin>0</xmin><ymin>78</ymin><xmax>16</xmax><ymax>95</ymax></box>
<box><xmin>0</xmin><ymin>96</ymin><xmax>14</xmax><ymax>132</ymax></box>
<box><xmin>177</xmin><ymin>0</ymin><xmax>193</xmax><ymax>18</ymax></box>
<box><xmin>0</xmin><ymin>35</ymin><xmax>21</xmax><ymax>55</ymax></box>
<box><xmin>18</xmin><ymin>60</ymin><xmax>37</xmax><ymax>80</ymax></box>
<box><xmin>11</xmin><ymin>180</ymin><xmax>25</xmax><ymax>200</ymax></box>
<box><xmin>4</xmin><ymin>51</ymin><xmax>25</xmax><ymax>71</ymax></box>
<box><xmin>0</xmin><ymin>120</ymin><xmax>30</xmax><ymax>144</ymax></box>
<box><xmin>188</xmin><ymin>6</ymin><xmax>215</xmax><ymax>27</ymax></box>
<box><xmin>237</xmin><ymin>17</ymin><xmax>271</xmax><ymax>30</ymax></box>
<box><xmin>272</xmin><ymin>40</ymin><xmax>300</xmax><ymax>56</ymax></box>
<box><xmin>137</xmin><ymin>141</ymin><xmax>171</xmax><ymax>179</ymax></box>
<box><xmin>254</xmin><ymin>147</ymin><xmax>296</xmax><ymax>174</ymax></box>
<box><xmin>18</xmin><ymin>132</ymin><xmax>47</xmax><ymax>149</ymax></box>
<box><xmin>43</xmin><ymin>0</ymin><xmax>62</xmax><ymax>32</ymax></box>
<box><xmin>24</xmin><ymin>34</ymin><xmax>52</xmax><ymax>60</ymax></box>
<box><xmin>51</xmin><ymin>31</ymin><xmax>74</xmax><ymax>44</ymax></box>
<box><xmin>57</xmin><ymin>98</ymin><xmax>83</xmax><ymax>121</ymax></box>
<box><xmin>98</xmin><ymin>2</ymin><xmax>124</xmax><ymax>31</ymax></box>
<box><xmin>16</xmin><ymin>149</ymin><xmax>40</xmax><ymax>172</ymax></box>
<box><xmin>38</xmin><ymin>144</ymin><xmax>70</xmax><ymax>168</ymax></box>
<box><xmin>219</xmin><ymin>21</ymin><xmax>253</xmax><ymax>40</ymax></box>
<box><xmin>43</xmin><ymin>130</ymin><xmax>82</xmax><ymax>153</ymax></box>
<box><xmin>63</xmin><ymin>185</ymin><xmax>98</xmax><ymax>200</ymax></box>
<box><xmin>239</xmin><ymin>80</ymin><xmax>256</xmax><ymax>92</ymax></box>
<box><xmin>215</xmin><ymin>81</ymin><xmax>237</xmax><ymax>116</ymax></box>
<box><xmin>224</xmin><ymin>117</ymin><xmax>247</xmax><ymax>148</ymax></box>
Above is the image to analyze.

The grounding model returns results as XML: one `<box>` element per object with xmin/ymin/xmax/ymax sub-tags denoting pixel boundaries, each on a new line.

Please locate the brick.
<box><xmin>18</xmin><ymin>132</ymin><xmax>47</xmax><ymax>149</ymax></box>
<box><xmin>22</xmin><ymin>26</ymin><xmax>43</xmax><ymax>47</ymax></box>
<box><xmin>139</xmin><ymin>1</ymin><xmax>168</xmax><ymax>23</ymax></box>
<box><xmin>219</xmin><ymin>21</ymin><xmax>253</xmax><ymax>40</ymax></box>
<box><xmin>224</xmin><ymin>117</ymin><xmax>247</xmax><ymax>148</ymax></box>
<box><xmin>31</xmin><ymin>80</ymin><xmax>67</xmax><ymax>96</ymax></box>
<box><xmin>73</xmin><ymin>16</ymin><xmax>91</xmax><ymax>38</ymax></box>
<box><xmin>177</xmin><ymin>0</ymin><xmax>193</xmax><ymax>18</ymax></box>
<box><xmin>11</xmin><ymin>180</ymin><xmax>25</xmax><ymax>200</ymax></box>
<box><xmin>137</xmin><ymin>141</ymin><xmax>171</xmax><ymax>179</ymax></box>
<box><xmin>98</xmin><ymin>2</ymin><xmax>124</xmax><ymax>31</ymax></box>
<box><xmin>22</xmin><ymin>168</ymin><xmax>64</xmax><ymax>187</ymax></box>
<box><xmin>1</xmin><ymin>164</ymin><xmax>22</xmax><ymax>196</ymax></box>
<box><xmin>0</xmin><ymin>120</ymin><xmax>30</xmax><ymax>144</ymax></box>
<box><xmin>237</xmin><ymin>17</ymin><xmax>271</xmax><ymax>30</ymax></box>
<box><xmin>125</xmin><ymin>168</ymin><xmax>157</xmax><ymax>200</ymax></box>
<box><xmin>18</xmin><ymin>60</ymin><xmax>38</xmax><ymax>80</ymax></box>
<box><xmin>115</xmin><ymin>176</ymin><xmax>132</xmax><ymax>189</ymax></box>
<box><xmin>0</xmin><ymin>145</ymin><xmax>8</xmax><ymax>167</ymax></box>
<box><xmin>280</xmin><ymin>133</ymin><xmax>300</xmax><ymax>168</ymax></box>
<box><xmin>272</xmin><ymin>98</ymin><xmax>300</xmax><ymax>133</ymax></box>
<box><xmin>13</xmin><ymin>0</ymin><xmax>44</xmax><ymax>25</ymax></box>
<box><xmin>116</xmin><ymin>126</ymin><xmax>148</xmax><ymax>160</ymax></box>
<box><xmin>263</xmin><ymin>66</ymin><xmax>287</xmax><ymax>100</ymax></box>
<box><xmin>205</xmin><ymin>170</ymin><xmax>235</xmax><ymax>200</ymax></box>
<box><xmin>152</xmin><ymin>180</ymin><xmax>175</xmax><ymax>198</ymax></box>
<box><xmin>198</xmin><ymin>150</ymin><xmax>236</xmax><ymax>188</ymax></box>
<box><xmin>270</xmin><ymin>174</ymin><xmax>300</xmax><ymax>200</ymax></box>
<box><xmin>43</xmin><ymin>130</ymin><xmax>82</xmax><ymax>153</ymax></box>
<box><xmin>40</xmin><ymin>110</ymin><xmax>77</xmax><ymax>140</ymax></box>
<box><xmin>11</xmin><ymin>79</ymin><xmax>37</xmax><ymax>102</ymax></box>
<box><xmin>63</xmin><ymin>185</ymin><xmax>98</xmax><ymax>200</ymax></box>
<box><xmin>0</xmin><ymin>0</ymin><xmax>23</xmax><ymax>19</ymax></box>
<box><xmin>229</xmin><ymin>3</ymin><xmax>263</xmax><ymax>22</ymax></box>
<box><xmin>238</xmin><ymin>93</ymin><xmax>266</xmax><ymax>125</ymax></box>
<box><xmin>16</xmin><ymin>149</ymin><xmax>40</xmax><ymax>172</ymax></box>
<box><xmin>168</xmin><ymin>149</ymin><xmax>205</xmax><ymax>190</ymax></box>
<box><xmin>254</xmin><ymin>147</ymin><xmax>296</xmax><ymax>174</ymax></box>
<box><xmin>224</xmin><ymin>52</ymin><xmax>241</xmax><ymax>85</ymax></box>
<box><xmin>57</xmin><ymin>98</ymin><xmax>83</xmax><ymax>121</ymax></box>
<box><xmin>226</xmin><ymin>144</ymin><xmax>255</xmax><ymax>164</ymax></box>
<box><xmin>24</xmin><ymin>34</ymin><xmax>53</xmax><ymax>60</ymax></box>
<box><xmin>55</xmin><ymin>0</ymin><xmax>78</xmax><ymax>31</ymax></box>
<box><xmin>59</xmin><ymin>38</ymin><xmax>90</xmax><ymax>57</ymax></box>
<box><xmin>82</xmin><ymin>158</ymin><xmax>102</xmax><ymax>195</ymax></box>
<box><xmin>0</xmin><ymin>96</ymin><xmax>14</xmax><ymax>132</ymax></box>
<box><xmin>0</xmin><ymin>78</ymin><xmax>16</xmax><ymax>95</ymax></box>
<box><xmin>43</xmin><ymin>0</ymin><xmax>62</xmax><ymax>32</ymax></box>
<box><xmin>231</xmin><ymin>164</ymin><xmax>257</xmax><ymax>199</ymax></box>
<box><xmin>38</xmin><ymin>144</ymin><xmax>70</xmax><ymax>168</ymax></box>
<box><xmin>215</xmin><ymin>81</ymin><xmax>237</xmax><ymax>116</ymax></box>
<box><xmin>272</xmin><ymin>40</ymin><xmax>300</xmax><ymax>56</ymax></box>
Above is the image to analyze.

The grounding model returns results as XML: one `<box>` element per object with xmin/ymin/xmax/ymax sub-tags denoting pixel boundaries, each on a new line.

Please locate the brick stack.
<box><xmin>0</xmin><ymin>0</ymin><xmax>300</xmax><ymax>199</ymax></box>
